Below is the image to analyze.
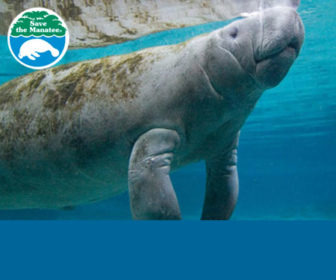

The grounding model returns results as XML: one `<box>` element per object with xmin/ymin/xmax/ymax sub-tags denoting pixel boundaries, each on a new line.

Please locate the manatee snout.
<box><xmin>211</xmin><ymin>6</ymin><xmax>304</xmax><ymax>90</ymax></box>
<box><xmin>255</xmin><ymin>7</ymin><xmax>304</xmax><ymax>63</ymax></box>
<box><xmin>254</xmin><ymin>7</ymin><xmax>304</xmax><ymax>88</ymax></box>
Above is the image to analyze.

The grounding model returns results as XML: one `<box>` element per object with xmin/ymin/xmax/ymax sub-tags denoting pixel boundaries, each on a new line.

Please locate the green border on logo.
<box><xmin>10</xmin><ymin>10</ymin><xmax>66</xmax><ymax>37</ymax></box>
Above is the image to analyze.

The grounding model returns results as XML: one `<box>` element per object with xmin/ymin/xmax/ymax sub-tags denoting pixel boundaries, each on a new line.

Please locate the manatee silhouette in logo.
<box><xmin>18</xmin><ymin>39</ymin><xmax>59</xmax><ymax>60</ymax></box>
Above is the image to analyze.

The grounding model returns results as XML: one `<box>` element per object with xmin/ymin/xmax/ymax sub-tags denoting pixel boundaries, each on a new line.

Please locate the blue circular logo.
<box><xmin>7</xmin><ymin>7</ymin><xmax>69</xmax><ymax>70</ymax></box>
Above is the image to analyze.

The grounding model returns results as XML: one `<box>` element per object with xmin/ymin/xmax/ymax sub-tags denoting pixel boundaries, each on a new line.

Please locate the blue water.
<box><xmin>9</xmin><ymin>36</ymin><xmax>66</xmax><ymax>67</ymax></box>
<box><xmin>0</xmin><ymin>1</ymin><xmax>335</xmax><ymax>219</ymax></box>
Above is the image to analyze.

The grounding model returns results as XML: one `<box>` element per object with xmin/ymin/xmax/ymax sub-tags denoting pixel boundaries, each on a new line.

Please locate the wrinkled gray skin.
<box><xmin>0</xmin><ymin>7</ymin><xmax>304</xmax><ymax>219</ymax></box>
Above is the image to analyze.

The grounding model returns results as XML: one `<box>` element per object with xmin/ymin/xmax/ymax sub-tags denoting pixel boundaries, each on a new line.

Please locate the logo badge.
<box><xmin>7</xmin><ymin>7</ymin><xmax>69</xmax><ymax>70</ymax></box>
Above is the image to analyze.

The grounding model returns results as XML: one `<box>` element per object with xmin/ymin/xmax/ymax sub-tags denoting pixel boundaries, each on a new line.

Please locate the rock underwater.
<box><xmin>1</xmin><ymin>0</ymin><xmax>300</xmax><ymax>48</ymax></box>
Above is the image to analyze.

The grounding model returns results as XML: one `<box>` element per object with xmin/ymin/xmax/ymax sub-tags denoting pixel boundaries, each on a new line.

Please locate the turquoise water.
<box><xmin>0</xmin><ymin>1</ymin><xmax>335</xmax><ymax>219</ymax></box>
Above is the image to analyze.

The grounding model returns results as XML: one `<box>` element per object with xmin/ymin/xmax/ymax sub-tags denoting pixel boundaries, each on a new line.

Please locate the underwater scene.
<box><xmin>0</xmin><ymin>0</ymin><xmax>334</xmax><ymax>220</ymax></box>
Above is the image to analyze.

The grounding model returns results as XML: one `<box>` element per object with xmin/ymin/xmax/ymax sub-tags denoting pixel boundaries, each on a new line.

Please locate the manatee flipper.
<box><xmin>32</xmin><ymin>51</ymin><xmax>40</xmax><ymax>57</ymax></box>
<box><xmin>27</xmin><ymin>54</ymin><xmax>36</xmax><ymax>60</ymax></box>
<box><xmin>201</xmin><ymin>133</ymin><xmax>240</xmax><ymax>220</ymax></box>
<box><xmin>128</xmin><ymin>128</ymin><xmax>181</xmax><ymax>220</ymax></box>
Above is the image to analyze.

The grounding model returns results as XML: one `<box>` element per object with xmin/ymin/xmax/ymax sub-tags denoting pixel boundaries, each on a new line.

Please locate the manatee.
<box><xmin>0</xmin><ymin>7</ymin><xmax>304</xmax><ymax>219</ymax></box>
<box><xmin>18</xmin><ymin>39</ymin><xmax>59</xmax><ymax>60</ymax></box>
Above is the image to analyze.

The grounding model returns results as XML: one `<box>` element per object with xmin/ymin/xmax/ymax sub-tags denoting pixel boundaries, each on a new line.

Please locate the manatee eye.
<box><xmin>230</xmin><ymin>27</ymin><xmax>238</xmax><ymax>39</ymax></box>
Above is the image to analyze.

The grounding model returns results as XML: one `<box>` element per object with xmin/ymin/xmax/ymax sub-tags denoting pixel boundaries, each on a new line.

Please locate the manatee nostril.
<box><xmin>229</xmin><ymin>27</ymin><xmax>238</xmax><ymax>39</ymax></box>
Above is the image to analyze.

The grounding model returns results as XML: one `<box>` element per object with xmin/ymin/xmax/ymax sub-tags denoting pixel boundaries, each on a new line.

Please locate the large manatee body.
<box><xmin>0</xmin><ymin>7</ymin><xmax>304</xmax><ymax>219</ymax></box>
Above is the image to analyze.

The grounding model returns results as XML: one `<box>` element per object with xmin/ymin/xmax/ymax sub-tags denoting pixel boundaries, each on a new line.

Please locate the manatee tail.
<box><xmin>50</xmin><ymin>48</ymin><xmax>60</xmax><ymax>57</ymax></box>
